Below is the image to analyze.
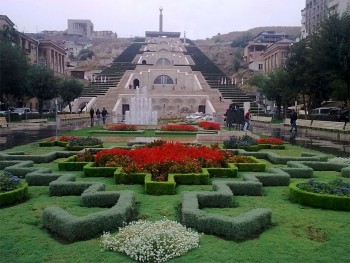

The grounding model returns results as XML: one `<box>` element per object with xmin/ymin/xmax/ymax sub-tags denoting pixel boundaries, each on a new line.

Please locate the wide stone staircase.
<box><xmin>80</xmin><ymin>42</ymin><xmax>144</xmax><ymax>97</ymax></box>
<box><xmin>184</xmin><ymin>41</ymin><xmax>256</xmax><ymax>111</ymax></box>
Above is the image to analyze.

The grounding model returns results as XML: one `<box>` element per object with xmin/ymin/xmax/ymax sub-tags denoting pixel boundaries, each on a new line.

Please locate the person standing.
<box><xmin>101</xmin><ymin>107</ymin><xmax>108</xmax><ymax>124</ymax></box>
<box><xmin>95</xmin><ymin>108</ymin><xmax>101</xmax><ymax>125</ymax></box>
<box><xmin>89</xmin><ymin>108</ymin><xmax>95</xmax><ymax>127</ymax></box>
<box><xmin>290</xmin><ymin>109</ymin><xmax>298</xmax><ymax>132</ymax></box>
<box><xmin>244</xmin><ymin>109</ymin><xmax>251</xmax><ymax>131</ymax></box>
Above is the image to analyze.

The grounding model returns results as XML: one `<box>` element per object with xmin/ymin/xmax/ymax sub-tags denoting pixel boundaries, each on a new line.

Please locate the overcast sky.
<box><xmin>2</xmin><ymin>0</ymin><xmax>305</xmax><ymax>40</ymax></box>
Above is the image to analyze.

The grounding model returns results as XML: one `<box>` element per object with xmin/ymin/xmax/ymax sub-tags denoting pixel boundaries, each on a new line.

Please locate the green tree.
<box><xmin>0</xmin><ymin>24</ymin><xmax>20</xmax><ymax>45</ymax></box>
<box><xmin>77</xmin><ymin>49</ymin><xmax>94</xmax><ymax>61</ymax></box>
<box><xmin>311</xmin><ymin>12</ymin><xmax>350</xmax><ymax>107</ymax></box>
<box><xmin>229</xmin><ymin>48</ymin><xmax>243</xmax><ymax>72</ymax></box>
<box><xmin>58</xmin><ymin>78</ymin><xmax>84</xmax><ymax>113</ymax></box>
<box><xmin>0</xmin><ymin>43</ymin><xmax>28</xmax><ymax>108</ymax></box>
<box><xmin>285</xmin><ymin>39</ymin><xmax>331</xmax><ymax>118</ymax></box>
<box><xmin>27</xmin><ymin>64</ymin><xmax>59</xmax><ymax>115</ymax></box>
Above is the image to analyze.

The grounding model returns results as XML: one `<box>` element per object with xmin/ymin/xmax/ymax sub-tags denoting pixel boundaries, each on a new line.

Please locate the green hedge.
<box><xmin>89</xmin><ymin>130</ymin><xmax>145</xmax><ymax>134</ymax></box>
<box><xmin>65</xmin><ymin>144</ymin><xmax>103</xmax><ymax>151</ymax></box>
<box><xmin>49</xmin><ymin>174</ymin><xmax>94</xmax><ymax>196</ymax></box>
<box><xmin>0</xmin><ymin>151</ymin><xmax>77</xmax><ymax>163</ymax></box>
<box><xmin>144</xmin><ymin>174</ymin><xmax>176</xmax><ymax>195</ymax></box>
<box><xmin>207</xmin><ymin>163</ymin><xmax>238</xmax><ymax>178</ymax></box>
<box><xmin>58</xmin><ymin>156</ymin><xmax>91</xmax><ymax>171</ymax></box>
<box><xmin>231</xmin><ymin>156</ymin><xmax>266</xmax><ymax>172</ymax></box>
<box><xmin>182</xmin><ymin>182</ymin><xmax>272</xmax><ymax>241</ymax></box>
<box><xmin>83</xmin><ymin>162</ymin><xmax>117</xmax><ymax>177</ymax></box>
<box><xmin>43</xmin><ymin>190</ymin><xmax>136</xmax><ymax>242</ymax></box>
<box><xmin>114</xmin><ymin>168</ymin><xmax>147</xmax><ymax>184</ymax></box>
<box><xmin>243</xmin><ymin>168</ymin><xmax>290</xmax><ymax>186</ymax></box>
<box><xmin>289</xmin><ymin>182</ymin><xmax>350</xmax><ymax>211</ymax></box>
<box><xmin>0</xmin><ymin>180</ymin><xmax>28</xmax><ymax>207</ymax></box>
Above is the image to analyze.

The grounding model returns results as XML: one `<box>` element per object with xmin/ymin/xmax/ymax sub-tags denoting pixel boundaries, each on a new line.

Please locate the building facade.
<box><xmin>263</xmin><ymin>39</ymin><xmax>294</xmax><ymax>73</ymax></box>
<box><xmin>301</xmin><ymin>0</ymin><xmax>350</xmax><ymax>38</ymax></box>
<box><xmin>67</xmin><ymin>19</ymin><xmax>94</xmax><ymax>39</ymax></box>
<box><xmin>38</xmin><ymin>40</ymin><xmax>66</xmax><ymax>75</ymax></box>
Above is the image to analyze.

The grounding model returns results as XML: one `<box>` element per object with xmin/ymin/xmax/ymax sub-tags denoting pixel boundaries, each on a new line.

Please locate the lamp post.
<box><xmin>347</xmin><ymin>53</ymin><xmax>350</xmax><ymax>122</ymax></box>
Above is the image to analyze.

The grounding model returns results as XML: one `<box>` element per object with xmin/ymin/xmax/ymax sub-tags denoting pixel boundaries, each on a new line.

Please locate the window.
<box><xmin>258</xmin><ymin>64</ymin><xmax>263</xmax><ymax>70</ymax></box>
<box><xmin>154</xmin><ymin>75</ymin><xmax>174</xmax><ymax>84</ymax></box>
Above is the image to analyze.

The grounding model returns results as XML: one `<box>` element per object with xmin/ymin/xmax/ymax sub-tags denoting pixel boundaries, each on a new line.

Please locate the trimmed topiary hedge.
<box><xmin>144</xmin><ymin>174</ymin><xmax>176</xmax><ymax>195</ymax></box>
<box><xmin>0</xmin><ymin>180</ymin><xmax>28</xmax><ymax>207</ymax></box>
<box><xmin>243</xmin><ymin>168</ymin><xmax>291</xmax><ymax>186</ymax></box>
<box><xmin>83</xmin><ymin>162</ymin><xmax>118</xmax><ymax>177</ymax></box>
<box><xmin>289</xmin><ymin>182</ymin><xmax>350</xmax><ymax>211</ymax></box>
<box><xmin>206</xmin><ymin>163</ymin><xmax>238</xmax><ymax>178</ymax></box>
<box><xmin>58</xmin><ymin>156</ymin><xmax>92</xmax><ymax>171</ymax></box>
<box><xmin>230</xmin><ymin>156</ymin><xmax>266</xmax><ymax>172</ymax></box>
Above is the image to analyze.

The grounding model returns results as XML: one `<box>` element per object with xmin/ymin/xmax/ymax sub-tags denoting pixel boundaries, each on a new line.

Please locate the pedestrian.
<box><xmin>290</xmin><ymin>109</ymin><xmax>298</xmax><ymax>132</ymax></box>
<box><xmin>219</xmin><ymin>96</ymin><xmax>222</xmax><ymax>102</ymax></box>
<box><xmin>89</xmin><ymin>108</ymin><xmax>94</xmax><ymax>127</ymax></box>
<box><xmin>101</xmin><ymin>107</ymin><xmax>108</xmax><ymax>124</ymax></box>
<box><xmin>95</xmin><ymin>108</ymin><xmax>101</xmax><ymax>125</ymax></box>
<box><xmin>244</xmin><ymin>109</ymin><xmax>251</xmax><ymax>131</ymax></box>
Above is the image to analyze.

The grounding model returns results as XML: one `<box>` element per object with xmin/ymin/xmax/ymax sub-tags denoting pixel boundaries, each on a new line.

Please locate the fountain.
<box><xmin>125</xmin><ymin>86</ymin><xmax>158</xmax><ymax>125</ymax></box>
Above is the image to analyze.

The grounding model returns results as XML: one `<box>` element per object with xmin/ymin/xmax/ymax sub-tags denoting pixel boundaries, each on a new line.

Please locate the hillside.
<box><xmin>194</xmin><ymin>26</ymin><xmax>301</xmax><ymax>77</ymax></box>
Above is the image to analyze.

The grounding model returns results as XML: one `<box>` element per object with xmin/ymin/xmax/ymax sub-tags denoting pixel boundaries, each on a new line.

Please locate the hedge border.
<box><xmin>58</xmin><ymin>155</ymin><xmax>91</xmax><ymax>171</ymax></box>
<box><xmin>289</xmin><ymin>182</ymin><xmax>350</xmax><ymax>211</ymax></box>
<box><xmin>182</xmin><ymin>180</ymin><xmax>272</xmax><ymax>241</ymax></box>
<box><xmin>230</xmin><ymin>156</ymin><xmax>266</xmax><ymax>172</ymax></box>
<box><xmin>0</xmin><ymin>180</ymin><xmax>28</xmax><ymax>207</ymax></box>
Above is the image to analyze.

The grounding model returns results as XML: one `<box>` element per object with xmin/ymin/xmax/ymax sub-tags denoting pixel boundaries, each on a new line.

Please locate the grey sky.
<box><xmin>2</xmin><ymin>0</ymin><xmax>305</xmax><ymax>39</ymax></box>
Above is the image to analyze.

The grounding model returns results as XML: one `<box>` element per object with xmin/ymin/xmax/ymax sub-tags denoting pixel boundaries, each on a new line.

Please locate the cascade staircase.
<box><xmin>80</xmin><ymin>42</ymin><xmax>144</xmax><ymax>97</ymax></box>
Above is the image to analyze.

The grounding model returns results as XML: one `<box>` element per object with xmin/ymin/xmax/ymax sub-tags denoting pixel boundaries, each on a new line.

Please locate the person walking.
<box><xmin>290</xmin><ymin>109</ymin><xmax>298</xmax><ymax>132</ymax></box>
<box><xmin>89</xmin><ymin>108</ymin><xmax>95</xmax><ymax>127</ymax></box>
<box><xmin>101</xmin><ymin>107</ymin><xmax>108</xmax><ymax>124</ymax></box>
<box><xmin>243</xmin><ymin>109</ymin><xmax>251</xmax><ymax>131</ymax></box>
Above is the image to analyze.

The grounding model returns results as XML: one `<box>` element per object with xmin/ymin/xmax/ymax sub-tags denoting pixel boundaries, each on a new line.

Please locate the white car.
<box><xmin>185</xmin><ymin>112</ymin><xmax>205</xmax><ymax>119</ymax></box>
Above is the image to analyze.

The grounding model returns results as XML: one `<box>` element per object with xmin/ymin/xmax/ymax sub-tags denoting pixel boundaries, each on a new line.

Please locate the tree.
<box><xmin>27</xmin><ymin>64</ymin><xmax>59</xmax><ymax>115</ymax></box>
<box><xmin>58</xmin><ymin>78</ymin><xmax>84</xmax><ymax>113</ymax></box>
<box><xmin>0</xmin><ymin>43</ymin><xmax>28</xmax><ymax>108</ymax></box>
<box><xmin>229</xmin><ymin>48</ymin><xmax>243</xmax><ymax>72</ymax></box>
<box><xmin>0</xmin><ymin>24</ymin><xmax>20</xmax><ymax>45</ymax></box>
<box><xmin>311</xmin><ymin>12</ymin><xmax>350</xmax><ymax>107</ymax></box>
<box><xmin>285</xmin><ymin>39</ymin><xmax>332</xmax><ymax>118</ymax></box>
<box><xmin>77</xmin><ymin>49</ymin><xmax>94</xmax><ymax>61</ymax></box>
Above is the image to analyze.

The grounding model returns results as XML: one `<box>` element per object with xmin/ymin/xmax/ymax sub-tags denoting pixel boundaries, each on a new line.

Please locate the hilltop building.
<box><xmin>67</xmin><ymin>19</ymin><xmax>94</xmax><ymax>39</ymax></box>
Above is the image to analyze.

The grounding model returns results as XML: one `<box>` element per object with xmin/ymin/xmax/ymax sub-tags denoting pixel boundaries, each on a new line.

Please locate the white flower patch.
<box><xmin>101</xmin><ymin>218</ymin><xmax>201</xmax><ymax>262</ymax></box>
<box><xmin>328</xmin><ymin>157</ymin><xmax>350</xmax><ymax>164</ymax></box>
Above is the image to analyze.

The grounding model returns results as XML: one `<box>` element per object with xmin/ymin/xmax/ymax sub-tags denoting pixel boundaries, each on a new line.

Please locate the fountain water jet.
<box><xmin>125</xmin><ymin>87</ymin><xmax>158</xmax><ymax>125</ymax></box>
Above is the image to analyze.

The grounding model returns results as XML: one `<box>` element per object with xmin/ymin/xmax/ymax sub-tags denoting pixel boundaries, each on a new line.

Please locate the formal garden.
<box><xmin>0</xmin><ymin>125</ymin><xmax>349</xmax><ymax>263</ymax></box>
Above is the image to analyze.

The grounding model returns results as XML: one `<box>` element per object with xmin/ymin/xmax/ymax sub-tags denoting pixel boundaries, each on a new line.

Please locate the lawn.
<box><xmin>0</xmin><ymin>129</ymin><xmax>349</xmax><ymax>263</ymax></box>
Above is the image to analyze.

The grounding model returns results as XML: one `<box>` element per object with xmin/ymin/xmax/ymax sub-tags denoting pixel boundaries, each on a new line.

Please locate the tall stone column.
<box><xmin>159</xmin><ymin>7</ymin><xmax>163</xmax><ymax>32</ymax></box>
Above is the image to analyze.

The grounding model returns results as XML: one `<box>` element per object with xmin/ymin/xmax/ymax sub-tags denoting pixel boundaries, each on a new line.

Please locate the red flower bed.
<box><xmin>198</xmin><ymin>121</ymin><xmax>221</xmax><ymax>130</ymax></box>
<box><xmin>106</xmin><ymin>124</ymin><xmax>137</xmax><ymax>131</ymax></box>
<box><xmin>160</xmin><ymin>124</ymin><xmax>198</xmax><ymax>132</ymax></box>
<box><xmin>95</xmin><ymin>142</ymin><xmax>226</xmax><ymax>180</ymax></box>
<box><xmin>48</xmin><ymin>136</ymin><xmax>77</xmax><ymax>142</ymax></box>
<box><xmin>257</xmin><ymin>137</ymin><xmax>283</xmax><ymax>145</ymax></box>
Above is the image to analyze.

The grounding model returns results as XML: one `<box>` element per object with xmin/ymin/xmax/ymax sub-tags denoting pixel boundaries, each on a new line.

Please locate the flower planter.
<box><xmin>0</xmin><ymin>180</ymin><xmax>28</xmax><ymax>207</ymax></box>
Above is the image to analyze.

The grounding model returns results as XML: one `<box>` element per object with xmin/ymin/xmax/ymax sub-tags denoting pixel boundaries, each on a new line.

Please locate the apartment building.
<box><xmin>67</xmin><ymin>19</ymin><xmax>94</xmax><ymax>39</ymax></box>
<box><xmin>301</xmin><ymin>0</ymin><xmax>350</xmax><ymax>38</ymax></box>
<box><xmin>264</xmin><ymin>39</ymin><xmax>294</xmax><ymax>73</ymax></box>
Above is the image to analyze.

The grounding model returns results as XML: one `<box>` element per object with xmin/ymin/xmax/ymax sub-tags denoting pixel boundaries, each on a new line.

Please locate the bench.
<box><xmin>251</xmin><ymin>115</ymin><xmax>272</xmax><ymax>123</ymax></box>
<box><xmin>311</xmin><ymin>120</ymin><xmax>346</xmax><ymax>131</ymax></box>
<box><xmin>0</xmin><ymin>117</ymin><xmax>8</xmax><ymax>127</ymax></box>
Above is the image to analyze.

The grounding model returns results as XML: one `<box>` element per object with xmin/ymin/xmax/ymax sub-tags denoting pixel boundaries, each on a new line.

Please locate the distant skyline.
<box><xmin>2</xmin><ymin>0</ymin><xmax>305</xmax><ymax>40</ymax></box>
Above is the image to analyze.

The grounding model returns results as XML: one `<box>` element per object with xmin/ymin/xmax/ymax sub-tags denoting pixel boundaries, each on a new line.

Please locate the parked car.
<box><xmin>330</xmin><ymin>109</ymin><xmax>349</xmax><ymax>122</ymax></box>
<box><xmin>310</xmin><ymin>107</ymin><xmax>341</xmax><ymax>115</ymax></box>
<box><xmin>12</xmin><ymin>108</ymin><xmax>32</xmax><ymax>115</ymax></box>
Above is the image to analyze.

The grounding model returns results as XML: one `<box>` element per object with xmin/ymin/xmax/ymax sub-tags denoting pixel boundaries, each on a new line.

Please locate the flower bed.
<box><xmin>39</xmin><ymin>136</ymin><xmax>77</xmax><ymax>147</ymax></box>
<box><xmin>65</xmin><ymin>137</ymin><xmax>103</xmax><ymax>151</ymax></box>
<box><xmin>289</xmin><ymin>178</ymin><xmax>350</xmax><ymax>210</ymax></box>
<box><xmin>198</xmin><ymin>121</ymin><xmax>221</xmax><ymax>130</ymax></box>
<box><xmin>160</xmin><ymin>124</ymin><xmax>198</xmax><ymax>132</ymax></box>
<box><xmin>105</xmin><ymin>124</ymin><xmax>137</xmax><ymax>131</ymax></box>
<box><xmin>58</xmin><ymin>150</ymin><xmax>95</xmax><ymax>171</ymax></box>
<box><xmin>224</xmin><ymin>135</ymin><xmax>285</xmax><ymax>150</ymax></box>
<box><xmin>0</xmin><ymin>172</ymin><xmax>28</xmax><ymax>207</ymax></box>
<box><xmin>96</xmin><ymin>143</ymin><xmax>226</xmax><ymax>182</ymax></box>
<box><xmin>101</xmin><ymin>218</ymin><xmax>201</xmax><ymax>263</ymax></box>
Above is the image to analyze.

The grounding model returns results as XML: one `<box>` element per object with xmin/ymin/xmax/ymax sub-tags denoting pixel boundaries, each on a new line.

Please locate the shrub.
<box><xmin>100</xmin><ymin>218</ymin><xmax>201</xmax><ymax>263</ymax></box>
<box><xmin>223</xmin><ymin>134</ymin><xmax>257</xmax><ymax>149</ymax></box>
<box><xmin>106</xmin><ymin>124</ymin><xmax>137</xmax><ymax>131</ymax></box>
<box><xmin>160</xmin><ymin>124</ymin><xmax>198</xmax><ymax>132</ymax></box>
<box><xmin>145</xmin><ymin>139</ymin><xmax>167</xmax><ymax>148</ymax></box>
<box><xmin>198</xmin><ymin>121</ymin><xmax>221</xmax><ymax>130</ymax></box>
<box><xmin>0</xmin><ymin>171</ymin><xmax>20</xmax><ymax>192</ymax></box>
<box><xmin>227</xmin><ymin>155</ymin><xmax>255</xmax><ymax>163</ymax></box>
